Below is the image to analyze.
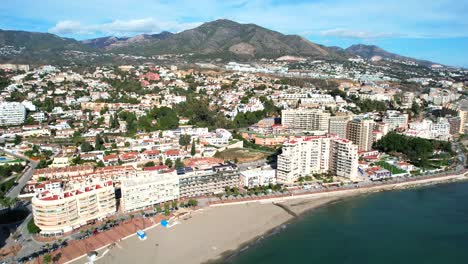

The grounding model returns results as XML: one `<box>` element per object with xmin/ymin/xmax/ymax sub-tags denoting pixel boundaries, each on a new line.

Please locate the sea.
<box><xmin>227</xmin><ymin>181</ymin><xmax>468</xmax><ymax>264</ymax></box>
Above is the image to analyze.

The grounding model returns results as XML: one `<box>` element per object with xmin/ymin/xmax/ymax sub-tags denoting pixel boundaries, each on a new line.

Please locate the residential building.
<box><xmin>31</xmin><ymin>181</ymin><xmax>116</xmax><ymax>235</ymax></box>
<box><xmin>281</xmin><ymin>109</ymin><xmax>330</xmax><ymax>131</ymax></box>
<box><xmin>277</xmin><ymin>136</ymin><xmax>359</xmax><ymax>183</ymax></box>
<box><xmin>328</xmin><ymin>115</ymin><xmax>352</xmax><ymax>138</ymax></box>
<box><xmin>0</xmin><ymin>102</ymin><xmax>26</xmax><ymax>126</ymax></box>
<box><xmin>240</xmin><ymin>167</ymin><xmax>276</xmax><ymax>188</ymax></box>
<box><xmin>178</xmin><ymin>163</ymin><xmax>239</xmax><ymax>197</ymax></box>
<box><xmin>120</xmin><ymin>170</ymin><xmax>179</xmax><ymax>212</ymax></box>
<box><xmin>346</xmin><ymin>118</ymin><xmax>374</xmax><ymax>151</ymax></box>
<box><xmin>382</xmin><ymin>110</ymin><xmax>409</xmax><ymax>131</ymax></box>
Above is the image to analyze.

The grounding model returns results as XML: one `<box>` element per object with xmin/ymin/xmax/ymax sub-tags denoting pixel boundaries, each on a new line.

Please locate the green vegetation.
<box><xmin>27</xmin><ymin>218</ymin><xmax>41</xmax><ymax>234</ymax></box>
<box><xmin>0</xmin><ymin>163</ymin><xmax>25</xmax><ymax>179</ymax></box>
<box><xmin>187</xmin><ymin>199</ymin><xmax>198</xmax><ymax>207</ymax></box>
<box><xmin>375</xmin><ymin>161</ymin><xmax>406</xmax><ymax>174</ymax></box>
<box><xmin>374</xmin><ymin>132</ymin><xmax>452</xmax><ymax>168</ymax></box>
<box><xmin>351</xmin><ymin>97</ymin><xmax>388</xmax><ymax>113</ymax></box>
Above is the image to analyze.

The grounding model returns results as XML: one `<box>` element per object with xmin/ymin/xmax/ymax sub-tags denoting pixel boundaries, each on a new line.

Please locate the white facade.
<box><xmin>0</xmin><ymin>102</ymin><xmax>26</xmax><ymax>126</ymax></box>
<box><xmin>120</xmin><ymin>170</ymin><xmax>180</xmax><ymax>212</ymax></box>
<box><xmin>281</xmin><ymin>109</ymin><xmax>330</xmax><ymax>131</ymax></box>
<box><xmin>240</xmin><ymin>168</ymin><xmax>276</xmax><ymax>188</ymax></box>
<box><xmin>277</xmin><ymin>136</ymin><xmax>359</xmax><ymax>183</ymax></box>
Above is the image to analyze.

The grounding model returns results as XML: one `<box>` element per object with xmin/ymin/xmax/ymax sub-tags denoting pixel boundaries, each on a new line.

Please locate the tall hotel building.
<box><xmin>120</xmin><ymin>170</ymin><xmax>180</xmax><ymax>212</ymax></box>
<box><xmin>32</xmin><ymin>181</ymin><xmax>116</xmax><ymax>235</ymax></box>
<box><xmin>346</xmin><ymin>118</ymin><xmax>374</xmax><ymax>151</ymax></box>
<box><xmin>277</xmin><ymin>136</ymin><xmax>359</xmax><ymax>183</ymax></box>
<box><xmin>281</xmin><ymin>109</ymin><xmax>330</xmax><ymax>131</ymax></box>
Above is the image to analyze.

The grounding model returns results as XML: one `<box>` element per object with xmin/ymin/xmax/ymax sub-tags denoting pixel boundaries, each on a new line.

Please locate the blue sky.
<box><xmin>1</xmin><ymin>0</ymin><xmax>467</xmax><ymax>67</ymax></box>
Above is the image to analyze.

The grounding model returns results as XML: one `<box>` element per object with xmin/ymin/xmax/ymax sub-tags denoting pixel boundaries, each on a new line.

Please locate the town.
<box><xmin>0</xmin><ymin>57</ymin><xmax>467</xmax><ymax>263</ymax></box>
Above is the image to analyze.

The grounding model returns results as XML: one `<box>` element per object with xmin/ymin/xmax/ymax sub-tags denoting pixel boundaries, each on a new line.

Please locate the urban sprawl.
<box><xmin>0</xmin><ymin>56</ymin><xmax>467</xmax><ymax>262</ymax></box>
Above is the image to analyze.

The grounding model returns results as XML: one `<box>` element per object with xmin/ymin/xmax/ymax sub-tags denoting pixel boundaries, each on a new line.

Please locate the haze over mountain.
<box><xmin>0</xmin><ymin>19</ymin><xmax>442</xmax><ymax>67</ymax></box>
<box><xmin>345</xmin><ymin>44</ymin><xmax>437</xmax><ymax>67</ymax></box>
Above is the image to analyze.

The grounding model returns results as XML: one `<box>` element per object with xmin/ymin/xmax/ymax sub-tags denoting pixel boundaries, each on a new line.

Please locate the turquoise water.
<box><xmin>228</xmin><ymin>182</ymin><xmax>468</xmax><ymax>264</ymax></box>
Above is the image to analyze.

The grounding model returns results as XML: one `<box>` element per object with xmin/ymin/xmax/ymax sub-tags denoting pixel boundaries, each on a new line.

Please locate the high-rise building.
<box><xmin>32</xmin><ymin>181</ymin><xmax>116</xmax><ymax>235</ymax></box>
<box><xmin>329</xmin><ymin>138</ymin><xmax>359</xmax><ymax>179</ymax></box>
<box><xmin>120</xmin><ymin>170</ymin><xmax>180</xmax><ymax>212</ymax></box>
<box><xmin>281</xmin><ymin>109</ymin><xmax>330</xmax><ymax>131</ymax></box>
<box><xmin>346</xmin><ymin>118</ymin><xmax>374</xmax><ymax>151</ymax></box>
<box><xmin>277</xmin><ymin>136</ymin><xmax>359</xmax><ymax>183</ymax></box>
<box><xmin>458</xmin><ymin>109</ymin><xmax>468</xmax><ymax>134</ymax></box>
<box><xmin>329</xmin><ymin>115</ymin><xmax>352</xmax><ymax>138</ymax></box>
<box><xmin>0</xmin><ymin>102</ymin><xmax>26</xmax><ymax>126</ymax></box>
<box><xmin>447</xmin><ymin>116</ymin><xmax>461</xmax><ymax>135</ymax></box>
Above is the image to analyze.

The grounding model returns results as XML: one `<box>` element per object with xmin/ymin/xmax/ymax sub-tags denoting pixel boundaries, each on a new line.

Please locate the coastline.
<box><xmin>70</xmin><ymin>172</ymin><xmax>467</xmax><ymax>264</ymax></box>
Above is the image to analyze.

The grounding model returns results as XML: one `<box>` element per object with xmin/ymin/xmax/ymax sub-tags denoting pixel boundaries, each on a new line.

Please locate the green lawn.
<box><xmin>376</xmin><ymin>161</ymin><xmax>407</xmax><ymax>175</ymax></box>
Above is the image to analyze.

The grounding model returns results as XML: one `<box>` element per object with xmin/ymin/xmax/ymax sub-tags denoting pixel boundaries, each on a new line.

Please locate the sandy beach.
<box><xmin>67</xmin><ymin>172</ymin><xmax>468</xmax><ymax>264</ymax></box>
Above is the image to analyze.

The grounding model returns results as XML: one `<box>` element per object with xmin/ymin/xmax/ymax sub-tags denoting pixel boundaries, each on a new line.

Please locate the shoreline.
<box><xmin>70</xmin><ymin>172</ymin><xmax>467</xmax><ymax>264</ymax></box>
<box><xmin>206</xmin><ymin>173</ymin><xmax>468</xmax><ymax>264</ymax></box>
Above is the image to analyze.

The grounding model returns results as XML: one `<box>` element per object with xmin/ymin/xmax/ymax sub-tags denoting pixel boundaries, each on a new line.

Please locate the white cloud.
<box><xmin>49</xmin><ymin>18</ymin><xmax>202</xmax><ymax>36</ymax></box>
<box><xmin>319</xmin><ymin>28</ymin><xmax>404</xmax><ymax>39</ymax></box>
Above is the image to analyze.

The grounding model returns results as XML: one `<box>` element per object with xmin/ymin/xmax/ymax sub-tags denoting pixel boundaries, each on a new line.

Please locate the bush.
<box><xmin>27</xmin><ymin>218</ymin><xmax>41</xmax><ymax>234</ymax></box>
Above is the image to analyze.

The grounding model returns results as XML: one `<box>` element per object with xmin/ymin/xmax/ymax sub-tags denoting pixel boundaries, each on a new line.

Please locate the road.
<box><xmin>1</xmin><ymin>147</ymin><xmax>38</xmax><ymax>199</ymax></box>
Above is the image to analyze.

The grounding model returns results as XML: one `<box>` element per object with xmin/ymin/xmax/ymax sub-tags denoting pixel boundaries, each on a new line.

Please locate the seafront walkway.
<box><xmin>23</xmin><ymin>169</ymin><xmax>468</xmax><ymax>264</ymax></box>
<box><xmin>208</xmin><ymin>169</ymin><xmax>468</xmax><ymax>207</ymax></box>
<box><xmin>25</xmin><ymin>215</ymin><xmax>169</xmax><ymax>264</ymax></box>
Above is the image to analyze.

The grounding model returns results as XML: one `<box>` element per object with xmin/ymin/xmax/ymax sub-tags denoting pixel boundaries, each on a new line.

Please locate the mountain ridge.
<box><xmin>0</xmin><ymin>20</ymin><xmax>442</xmax><ymax>67</ymax></box>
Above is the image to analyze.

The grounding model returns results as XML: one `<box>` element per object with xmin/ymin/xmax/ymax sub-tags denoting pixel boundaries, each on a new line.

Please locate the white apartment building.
<box><xmin>382</xmin><ymin>110</ymin><xmax>409</xmax><ymax>131</ymax></box>
<box><xmin>32</xmin><ymin>181</ymin><xmax>116</xmax><ymax>235</ymax></box>
<box><xmin>120</xmin><ymin>170</ymin><xmax>179</xmax><ymax>212</ymax></box>
<box><xmin>329</xmin><ymin>138</ymin><xmax>359</xmax><ymax>180</ymax></box>
<box><xmin>240</xmin><ymin>168</ymin><xmax>276</xmax><ymax>188</ymax></box>
<box><xmin>277</xmin><ymin>136</ymin><xmax>359</xmax><ymax>183</ymax></box>
<box><xmin>281</xmin><ymin>109</ymin><xmax>330</xmax><ymax>131</ymax></box>
<box><xmin>0</xmin><ymin>102</ymin><xmax>26</xmax><ymax>126</ymax></box>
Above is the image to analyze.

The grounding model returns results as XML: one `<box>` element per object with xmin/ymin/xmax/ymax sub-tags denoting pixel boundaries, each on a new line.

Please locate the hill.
<box><xmin>345</xmin><ymin>44</ymin><xmax>437</xmax><ymax>67</ymax></box>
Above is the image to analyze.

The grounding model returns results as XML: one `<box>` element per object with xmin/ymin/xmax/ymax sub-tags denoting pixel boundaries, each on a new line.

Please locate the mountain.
<box><xmin>345</xmin><ymin>44</ymin><xmax>437</xmax><ymax>67</ymax></box>
<box><xmin>81</xmin><ymin>31</ymin><xmax>173</xmax><ymax>50</ymax></box>
<box><xmin>0</xmin><ymin>29</ymin><xmax>91</xmax><ymax>51</ymax></box>
<box><xmin>0</xmin><ymin>29</ymin><xmax>95</xmax><ymax>64</ymax></box>
<box><xmin>0</xmin><ymin>20</ymin><xmax>443</xmax><ymax>67</ymax></box>
<box><xmin>107</xmin><ymin>19</ymin><xmax>344</xmax><ymax>59</ymax></box>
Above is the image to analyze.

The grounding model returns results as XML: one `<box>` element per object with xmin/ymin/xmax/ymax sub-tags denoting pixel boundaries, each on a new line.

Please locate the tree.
<box><xmin>27</xmin><ymin>218</ymin><xmax>41</xmax><ymax>234</ymax></box>
<box><xmin>96</xmin><ymin>160</ymin><xmax>105</xmax><ymax>168</ymax></box>
<box><xmin>171</xmin><ymin>200</ymin><xmax>178</xmax><ymax>209</ymax></box>
<box><xmin>187</xmin><ymin>199</ymin><xmax>198</xmax><ymax>207</ymax></box>
<box><xmin>43</xmin><ymin>254</ymin><xmax>52</xmax><ymax>264</ymax></box>
<box><xmin>165</xmin><ymin>158</ymin><xmax>173</xmax><ymax>168</ymax></box>
<box><xmin>190</xmin><ymin>139</ymin><xmax>196</xmax><ymax>156</ymax></box>
<box><xmin>179</xmin><ymin>135</ymin><xmax>191</xmax><ymax>149</ymax></box>
<box><xmin>144</xmin><ymin>161</ymin><xmax>155</xmax><ymax>167</ymax></box>
<box><xmin>95</xmin><ymin>134</ymin><xmax>104</xmax><ymax>150</ymax></box>
<box><xmin>80</xmin><ymin>142</ymin><xmax>93</xmax><ymax>152</ymax></box>
<box><xmin>14</xmin><ymin>135</ymin><xmax>22</xmax><ymax>145</ymax></box>
<box><xmin>174</xmin><ymin>158</ymin><xmax>184</xmax><ymax>169</ymax></box>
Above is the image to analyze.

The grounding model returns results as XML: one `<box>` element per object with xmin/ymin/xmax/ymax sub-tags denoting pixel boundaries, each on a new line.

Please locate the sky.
<box><xmin>0</xmin><ymin>0</ymin><xmax>467</xmax><ymax>67</ymax></box>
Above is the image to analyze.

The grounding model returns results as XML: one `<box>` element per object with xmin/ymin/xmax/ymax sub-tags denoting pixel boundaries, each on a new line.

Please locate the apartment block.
<box><xmin>328</xmin><ymin>115</ymin><xmax>352</xmax><ymax>138</ymax></box>
<box><xmin>120</xmin><ymin>170</ymin><xmax>179</xmax><ymax>212</ymax></box>
<box><xmin>178</xmin><ymin>163</ymin><xmax>239</xmax><ymax>197</ymax></box>
<box><xmin>32</xmin><ymin>181</ymin><xmax>116</xmax><ymax>235</ymax></box>
<box><xmin>281</xmin><ymin>109</ymin><xmax>330</xmax><ymax>131</ymax></box>
<box><xmin>0</xmin><ymin>102</ymin><xmax>26</xmax><ymax>126</ymax></box>
<box><xmin>277</xmin><ymin>136</ymin><xmax>359</xmax><ymax>183</ymax></box>
<box><xmin>346</xmin><ymin>118</ymin><xmax>374</xmax><ymax>151</ymax></box>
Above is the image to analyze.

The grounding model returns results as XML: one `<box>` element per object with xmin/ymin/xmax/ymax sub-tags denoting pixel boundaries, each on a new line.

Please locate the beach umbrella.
<box><xmin>160</xmin><ymin>219</ymin><xmax>168</xmax><ymax>227</ymax></box>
